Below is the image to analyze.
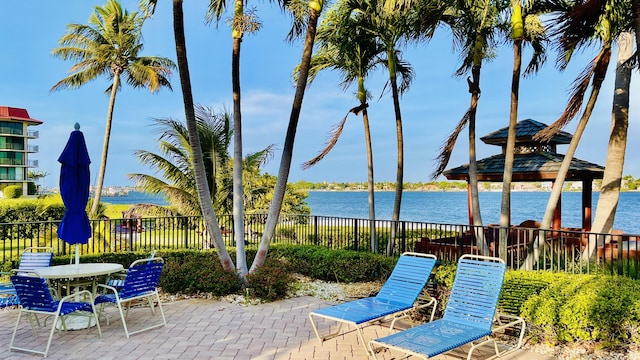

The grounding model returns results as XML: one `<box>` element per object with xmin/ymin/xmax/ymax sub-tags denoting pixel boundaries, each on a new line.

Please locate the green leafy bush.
<box><xmin>3</xmin><ymin>185</ymin><xmax>22</xmax><ymax>199</ymax></box>
<box><xmin>246</xmin><ymin>257</ymin><xmax>292</xmax><ymax>302</ymax></box>
<box><xmin>519</xmin><ymin>272</ymin><xmax>640</xmax><ymax>348</ymax></box>
<box><xmin>266</xmin><ymin>245</ymin><xmax>395</xmax><ymax>282</ymax></box>
<box><xmin>156</xmin><ymin>251</ymin><xmax>241</xmax><ymax>295</ymax></box>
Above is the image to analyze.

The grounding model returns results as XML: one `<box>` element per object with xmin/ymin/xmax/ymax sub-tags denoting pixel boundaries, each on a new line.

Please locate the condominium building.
<box><xmin>0</xmin><ymin>106</ymin><xmax>41</xmax><ymax>195</ymax></box>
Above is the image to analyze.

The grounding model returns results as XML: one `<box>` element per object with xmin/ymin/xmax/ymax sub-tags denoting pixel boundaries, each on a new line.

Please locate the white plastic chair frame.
<box><xmin>9</xmin><ymin>272</ymin><xmax>101</xmax><ymax>358</ymax></box>
<box><xmin>95</xmin><ymin>256</ymin><xmax>166</xmax><ymax>338</ymax></box>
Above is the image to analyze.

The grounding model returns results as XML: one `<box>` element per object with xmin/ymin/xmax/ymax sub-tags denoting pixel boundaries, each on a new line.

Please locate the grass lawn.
<box><xmin>102</xmin><ymin>203</ymin><xmax>130</xmax><ymax>219</ymax></box>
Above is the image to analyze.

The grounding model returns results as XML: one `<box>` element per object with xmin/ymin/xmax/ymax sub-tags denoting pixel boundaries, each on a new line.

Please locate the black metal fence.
<box><xmin>1</xmin><ymin>214</ymin><xmax>639</xmax><ymax>278</ymax></box>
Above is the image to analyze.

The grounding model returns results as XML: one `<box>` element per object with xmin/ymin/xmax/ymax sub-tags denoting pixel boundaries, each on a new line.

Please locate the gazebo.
<box><xmin>443</xmin><ymin>119</ymin><xmax>605</xmax><ymax>231</ymax></box>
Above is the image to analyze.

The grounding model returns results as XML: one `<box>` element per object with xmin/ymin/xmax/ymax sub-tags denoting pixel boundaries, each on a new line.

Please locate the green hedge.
<box><xmin>0</xmin><ymin>196</ymin><xmax>66</xmax><ymax>223</ymax></box>
<box><xmin>3</xmin><ymin>185</ymin><xmax>22</xmax><ymax>199</ymax></box>
<box><xmin>45</xmin><ymin>245</ymin><xmax>640</xmax><ymax>349</ymax></box>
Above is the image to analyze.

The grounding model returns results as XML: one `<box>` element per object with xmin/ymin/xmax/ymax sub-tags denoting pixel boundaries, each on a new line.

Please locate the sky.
<box><xmin>0</xmin><ymin>1</ymin><xmax>638</xmax><ymax>190</ymax></box>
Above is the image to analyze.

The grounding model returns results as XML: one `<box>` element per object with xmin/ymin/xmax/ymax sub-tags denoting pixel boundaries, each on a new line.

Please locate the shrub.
<box><xmin>519</xmin><ymin>272</ymin><xmax>640</xmax><ymax>348</ymax></box>
<box><xmin>157</xmin><ymin>251</ymin><xmax>241</xmax><ymax>295</ymax></box>
<box><xmin>266</xmin><ymin>245</ymin><xmax>394</xmax><ymax>282</ymax></box>
<box><xmin>246</xmin><ymin>257</ymin><xmax>292</xmax><ymax>302</ymax></box>
<box><xmin>3</xmin><ymin>185</ymin><xmax>22</xmax><ymax>199</ymax></box>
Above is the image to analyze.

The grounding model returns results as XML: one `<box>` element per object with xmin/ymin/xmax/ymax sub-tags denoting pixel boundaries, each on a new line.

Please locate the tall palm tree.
<box><xmin>250</xmin><ymin>0</ymin><xmax>327</xmax><ymax>272</ymax></box>
<box><xmin>343</xmin><ymin>0</ymin><xmax>421</xmax><ymax>255</ymax></box>
<box><xmin>51</xmin><ymin>0</ymin><xmax>175</xmax><ymax>218</ymax></box>
<box><xmin>140</xmin><ymin>0</ymin><xmax>235</xmax><ymax>271</ymax></box>
<box><xmin>520</xmin><ymin>0</ymin><xmax>628</xmax><ymax>269</ymax></box>
<box><xmin>587</xmin><ymin>31</ymin><xmax>633</xmax><ymax>247</ymax></box>
<box><xmin>298</xmin><ymin>3</ymin><xmax>386</xmax><ymax>252</ymax></box>
<box><xmin>498</xmin><ymin>1</ymin><xmax>547</xmax><ymax>259</ymax></box>
<box><xmin>207</xmin><ymin>0</ymin><xmax>261</xmax><ymax>276</ymax></box>
<box><xmin>432</xmin><ymin>0</ymin><xmax>507</xmax><ymax>255</ymax></box>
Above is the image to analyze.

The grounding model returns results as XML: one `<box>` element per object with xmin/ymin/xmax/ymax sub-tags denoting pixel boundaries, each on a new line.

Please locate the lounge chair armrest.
<box><xmin>415</xmin><ymin>296</ymin><xmax>437</xmax><ymax>322</ymax></box>
<box><xmin>58</xmin><ymin>289</ymin><xmax>94</xmax><ymax>306</ymax></box>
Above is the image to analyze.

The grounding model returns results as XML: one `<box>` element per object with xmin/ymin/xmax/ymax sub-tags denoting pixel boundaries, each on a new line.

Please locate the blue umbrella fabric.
<box><xmin>57</xmin><ymin>123</ymin><xmax>91</xmax><ymax>264</ymax></box>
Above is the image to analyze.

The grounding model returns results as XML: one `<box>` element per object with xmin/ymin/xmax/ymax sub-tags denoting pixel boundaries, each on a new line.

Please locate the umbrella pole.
<box><xmin>75</xmin><ymin>244</ymin><xmax>80</xmax><ymax>264</ymax></box>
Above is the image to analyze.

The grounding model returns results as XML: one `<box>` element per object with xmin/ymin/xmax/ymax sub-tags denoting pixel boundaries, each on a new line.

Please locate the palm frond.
<box><xmin>431</xmin><ymin>111</ymin><xmax>470</xmax><ymax>179</ymax></box>
<box><xmin>301</xmin><ymin>111</ymin><xmax>350</xmax><ymax>170</ymax></box>
<box><xmin>534</xmin><ymin>46</ymin><xmax>611</xmax><ymax>141</ymax></box>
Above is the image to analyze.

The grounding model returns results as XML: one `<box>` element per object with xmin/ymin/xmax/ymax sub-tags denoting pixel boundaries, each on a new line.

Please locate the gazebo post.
<box><xmin>582</xmin><ymin>178</ymin><xmax>593</xmax><ymax>231</ymax></box>
<box><xmin>467</xmin><ymin>181</ymin><xmax>473</xmax><ymax>225</ymax></box>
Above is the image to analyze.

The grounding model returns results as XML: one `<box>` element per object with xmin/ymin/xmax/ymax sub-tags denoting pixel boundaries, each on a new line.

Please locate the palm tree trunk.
<box><xmin>232</xmin><ymin>27</ymin><xmax>247</xmax><ymax>276</ymax></box>
<box><xmin>90</xmin><ymin>71</ymin><xmax>120</xmax><ymax>218</ymax></box>
<box><xmin>468</xmin><ymin>63</ymin><xmax>487</xmax><ymax>254</ymax></box>
<box><xmin>500</xmin><ymin>38</ymin><xmax>522</xmax><ymax>260</ymax></box>
<box><xmin>520</xmin><ymin>48</ymin><xmax>610</xmax><ymax>270</ymax></box>
<box><xmin>586</xmin><ymin>32</ymin><xmax>633</xmax><ymax>255</ymax></box>
<box><xmin>250</xmin><ymin>5</ymin><xmax>322</xmax><ymax>272</ymax></box>
<box><xmin>173</xmin><ymin>0</ymin><xmax>233</xmax><ymax>271</ymax></box>
<box><xmin>386</xmin><ymin>47</ymin><xmax>404</xmax><ymax>256</ymax></box>
<box><xmin>362</xmin><ymin>106</ymin><xmax>377</xmax><ymax>253</ymax></box>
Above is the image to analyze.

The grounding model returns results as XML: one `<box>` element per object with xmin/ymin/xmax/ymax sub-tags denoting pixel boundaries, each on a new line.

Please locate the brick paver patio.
<box><xmin>0</xmin><ymin>296</ymin><xmax>553</xmax><ymax>359</ymax></box>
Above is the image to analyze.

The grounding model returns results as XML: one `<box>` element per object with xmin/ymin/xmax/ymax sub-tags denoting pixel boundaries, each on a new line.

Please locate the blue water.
<box><xmin>101</xmin><ymin>191</ymin><xmax>169</xmax><ymax>206</ymax></box>
<box><xmin>305</xmin><ymin>191</ymin><xmax>640</xmax><ymax>234</ymax></box>
<box><xmin>102</xmin><ymin>190</ymin><xmax>640</xmax><ymax>234</ymax></box>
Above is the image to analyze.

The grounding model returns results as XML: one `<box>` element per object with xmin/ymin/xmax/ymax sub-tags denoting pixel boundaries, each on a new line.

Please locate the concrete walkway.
<box><xmin>0</xmin><ymin>296</ymin><xmax>553</xmax><ymax>359</ymax></box>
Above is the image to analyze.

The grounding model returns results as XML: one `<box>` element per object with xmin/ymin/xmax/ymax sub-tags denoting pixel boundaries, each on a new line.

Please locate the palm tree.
<box><xmin>51</xmin><ymin>0</ymin><xmax>175</xmax><ymax>218</ymax></box>
<box><xmin>298</xmin><ymin>3</ymin><xmax>386</xmax><ymax>252</ymax></box>
<box><xmin>498</xmin><ymin>1</ymin><xmax>547</xmax><ymax>259</ymax></box>
<box><xmin>587</xmin><ymin>31</ymin><xmax>633</xmax><ymax>250</ymax></box>
<box><xmin>250</xmin><ymin>0</ymin><xmax>327</xmax><ymax>272</ymax></box>
<box><xmin>207</xmin><ymin>0</ymin><xmax>261</xmax><ymax>277</ymax></box>
<box><xmin>520</xmin><ymin>0</ymin><xmax>628</xmax><ymax>268</ymax></box>
<box><xmin>129</xmin><ymin>105</ymin><xmax>276</xmax><ymax>219</ymax></box>
<box><xmin>140</xmin><ymin>0</ymin><xmax>234</xmax><ymax>271</ymax></box>
<box><xmin>432</xmin><ymin>0</ymin><xmax>507</xmax><ymax>255</ymax></box>
<box><xmin>343</xmin><ymin>0</ymin><xmax>422</xmax><ymax>255</ymax></box>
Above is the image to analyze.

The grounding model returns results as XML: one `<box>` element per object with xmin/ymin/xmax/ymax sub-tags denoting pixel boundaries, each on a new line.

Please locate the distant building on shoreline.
<box><xmin>0</xmin><ymin>106</ymin><xmax>41</xmax><ymax>196</ymax></box>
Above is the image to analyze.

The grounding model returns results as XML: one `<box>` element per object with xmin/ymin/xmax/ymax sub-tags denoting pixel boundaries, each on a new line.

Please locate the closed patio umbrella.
<box><xmin>57</xmin><ymin>123</ymin><xmax>91</xmax><ymax>264</ymax></box>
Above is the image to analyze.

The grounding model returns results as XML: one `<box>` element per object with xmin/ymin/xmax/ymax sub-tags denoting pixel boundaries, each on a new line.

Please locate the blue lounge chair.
<box><xmin>0</xmin><ymin>247</ymin><xmax>53</xmax><ymax>308</ymax></box>
<box><xmin>94</xmin><ymin>257</ymin><xmax>166</xmax><ymax>338</ymax></box>
<box><xmin>370</xmin><ymin>254</ymin><xmax>525</xmax><ymax>360</ymax></box>
<box><xmin>309</xmin><ymin>252</ymin><xmax>438</xmax><ymax>355</ymax></box>
<box><xmin>9</xmin><ymin>273</ymin><xmax>101</xmax><ymax>358</ymax></box>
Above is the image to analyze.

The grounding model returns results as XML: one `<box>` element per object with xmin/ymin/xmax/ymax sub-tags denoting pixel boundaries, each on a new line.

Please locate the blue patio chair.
<box><xmin>0</xmin><ymin>247</ymin><xmax>53</xmax><ymax>308</ymax></box>
<box><xmin>309</xmin><ymin>252</ymin><xmax>438</xmax><ymax>355</ymax></box>
<box><xmin>9</xmin><ymin>272</ymin><xmax>102</xmax><ymax>358</ymax></box>
<box><xmin>369</xmin><ymin>254</ymin><xmax>526</xmax><ymax>360</ymax></box>
<box><xmin>94</xmin><ymin>257</ymin><xmax>166</xmax><ymax>338</ymax></box>
<box><xmin>105</xmin><ymin>250</ymin><xmax>157</xmax><ymax>290</ymax></box>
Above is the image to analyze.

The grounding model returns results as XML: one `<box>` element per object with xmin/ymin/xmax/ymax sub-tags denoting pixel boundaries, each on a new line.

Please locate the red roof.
<box><xmin>0</xmin><ymin>106</ymin><xmax>43</xmax><ymax>125</ymax></box>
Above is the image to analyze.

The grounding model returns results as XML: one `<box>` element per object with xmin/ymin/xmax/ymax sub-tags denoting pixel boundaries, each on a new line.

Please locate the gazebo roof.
<box><xmin>480</xmin><ymin>118</ymin><xmax>572</xmax><ymax>146</ymax></box>
<box><xmin>443</xmin><ymin>152</ymin><xmax>604</xmax><ymax>181</ymax></box>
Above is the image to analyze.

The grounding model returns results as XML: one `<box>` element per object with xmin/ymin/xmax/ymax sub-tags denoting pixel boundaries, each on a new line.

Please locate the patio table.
<box><xmin>33</xmin><ymin>263</ymin><xmax>124</xmax><ymax>330</ymax></box>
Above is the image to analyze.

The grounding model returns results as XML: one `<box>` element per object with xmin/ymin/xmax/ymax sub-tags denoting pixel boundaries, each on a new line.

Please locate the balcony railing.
<box><xmin>27</xmin><ymin>130</ymin><xmax>39</xmax><ymax>139</ymax></box>
<box><xmin>0</xmin><ymin>158</ymin><xmax>24</xmax><ymax>166</ymax></box>
<box><xmin>27</xmin><ymin>145</ymin><xmax>38</xmax><ymax>153</ymax></box>
<box><xmin>0</xmin><ymin>144</ymin><xmax>24</xmax><ymax>151</ymax></box>
<box><xmin>1</xmin><ymin>214</ymin><xmax>639</xmax><ymax>279</ymax></box>
<box><xmin>0</xmin><ymin>127</ymin><xmax>22</xmax><ymax>136</ymax></box>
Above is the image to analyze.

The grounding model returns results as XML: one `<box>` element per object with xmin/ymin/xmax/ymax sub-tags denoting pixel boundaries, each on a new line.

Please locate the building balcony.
<box><xmin>29</xmin><ymin>160</ymin><xmax>38</xmax><ymax>167</ymax></box>
<box><xmin>27</xmin><ymin>145</ymin><xmax>38</xmax><ymax>153</ymax></box>
<box><xmin>0</xmin><ymin>174</ymin><xmax>24</xmax><ymax>181</ymax></box>
<box><xmin>0</xmin><ymin>159</ymin><xmax>25</xmax><ymax>166</ymax></box>
<box><xmin>0</xmin><ymin>144</ymin><xmax>25</xmax><ymax>151</ymax></box>
<box><xmin>27</xmin><ymin>130</ymin><xmax>39</xmax><ymax>139</ymax></box>
<box><xmin>0</xmin><ymin>127</ymin><xmax>23</xmax><ymax>136</ymax></box>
